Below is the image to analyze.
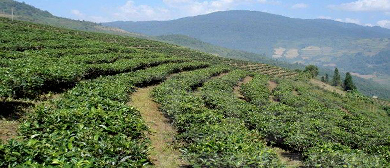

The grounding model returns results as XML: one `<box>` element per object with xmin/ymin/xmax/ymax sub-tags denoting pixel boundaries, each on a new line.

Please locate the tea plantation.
<box><xmin>0</xmin><ymin>18</ymin><xmax>389</xmax><ymax>167</ymax></box>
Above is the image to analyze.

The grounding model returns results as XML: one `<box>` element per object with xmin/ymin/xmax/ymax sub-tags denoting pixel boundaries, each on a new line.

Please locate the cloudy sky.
<box><xmin>16</xmin><ymin>0</ymin><xmax>390</xmax><ymax>28</ymax></box>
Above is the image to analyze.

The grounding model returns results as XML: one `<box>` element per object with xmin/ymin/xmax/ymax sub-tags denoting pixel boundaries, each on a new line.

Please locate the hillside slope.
<box><xmin>0</xmin><ymin>0</ymin><xmax>139</xmax><ymax>36</ymax></box>
<box><xmin>2</xmin><ymin>1</ymin><xmax>388</xmax><ymax>99</ymax></box>
<box><xmin>105</xmin><ymin>10</ymin><xmax>390</xmax><ymax>54</ymax></box>
<box><xmin>105</xmin><ymin>10</ymin><xmax>390</xmax><ymax>90</ymax></box>
<box><xmin>154</xmin><ymin>34</ymin><xmax>303</xmax><ymax>70</ymax></box>
<box><xmin>154</xmin><ymin>34</ymin><xmax>390</xmax><ymax>100</ymax></box>
<box><xmin>0</xmin><ymin>17</ymin><xmax>389</xmax><ymax>167</ymax></box>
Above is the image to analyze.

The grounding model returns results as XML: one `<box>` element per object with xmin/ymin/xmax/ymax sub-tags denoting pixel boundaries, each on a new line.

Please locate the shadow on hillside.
<box><xmin>0</xmin><ymin>100</ymin><xmax>34</xmax><ymax>120</ymax></box>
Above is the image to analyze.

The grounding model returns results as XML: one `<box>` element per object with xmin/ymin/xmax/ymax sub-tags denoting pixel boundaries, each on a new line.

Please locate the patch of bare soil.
<box><xmin>310</xmin><ymin>79</ymin><xmax>345</xmax><ymax>96</ymax></box>
<box><xmin>233</xmin><ymin>76</ymin><xmax>253</xmax><ymax>100</ymax></box>
<box><xmin>0</xmin><ymin>99</ymin><xmax>35</xmax><ymax>142</ymax></box>
<box><xmin>0</xmin><ymin>120</ymin><xmax>19</xmax><ymax>142</ymax></box>
<box><xmin>274</xmin><ymin>147</ymin><xmax>304</xmax><ymax>167</ymax></box>
<box><xmin>268</xmin><ymin>81</ymin><xmax>279</xmax><ymax>102</ymax></box>
<box><xmin>211</xmin><ymin>72</ymin><xmax>229</xmax><ymax>80</ymax></box>
<box><xmin>340</xmin><ymin>107</ymin><xmax>352</xmax><ymax>115</ymax></box>
<box><xmin>292</xmin><ymin>90</ymin><xmax>299</xmax><ymax>96</ymax></box>
<box><xmin>129</xmin><ymin>86</ymin><xmax>186</xmax><ymax>168</ymax></box>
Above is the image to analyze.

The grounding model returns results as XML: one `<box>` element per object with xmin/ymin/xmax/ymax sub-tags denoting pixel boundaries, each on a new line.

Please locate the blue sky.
<box><xmin>16</xmin><ymin>0</ymin><xmax>390</xmax><ymax>28</ymax></box>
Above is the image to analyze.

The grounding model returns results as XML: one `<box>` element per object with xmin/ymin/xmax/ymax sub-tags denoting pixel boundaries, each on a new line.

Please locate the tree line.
<box><xmin>304</xmin><ymin>65</ymin><xmax>356</xmax><ymax>91</ymax></box>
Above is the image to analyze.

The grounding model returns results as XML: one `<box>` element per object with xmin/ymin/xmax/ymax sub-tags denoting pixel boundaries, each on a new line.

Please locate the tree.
<box><xmin>321</xmin><ymin>76</ymin><xmax>325</xmax><ymax>82</ymax></box>
<box><xmin>344</xmin><ymin>72</ymin><xmax>356</xmax><ymax>91</ymax></box>
<box><xmin>332</xmin><ymin>68</ymin><xmax>341</xmax><ymax>86</ymax></box>
<box><xmin>325</xmin><ymin>74</ymin><xmax>329</xmax><ymax>83</ymax></box>
<box><xmin>304</xmin><ymin>65</ymin><xmax>319</xmax><ymax>78</ymax></box>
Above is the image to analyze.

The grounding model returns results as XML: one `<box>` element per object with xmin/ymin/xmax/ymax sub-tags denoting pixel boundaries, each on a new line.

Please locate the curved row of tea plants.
<box><xmin>240</xmin><ymin>75</ymin><xmax>389</xmax><ymax>167</ymax></box>
<box><xmin>152</xmin><ymin>68</ymin><xmax>283</xmax><ymax>167</ymax></box>
<box><xmin>1</xmin><ymin>17</ymin><xmax>193</xmax><ymax>99</ymax></box>
<box><xmin>0</xmin><ymin>61</ymin><xmax>210</xmax><ymax>167</ymax></box>
<box><xmin>0</xmin><ymin>55</ymin><xmax>187</xmax><ymax>98</ymax></box>
<box><xmin>198</xmin><ymin>70</ymin><xmax>283</xmax><ymax>166</ymax></box>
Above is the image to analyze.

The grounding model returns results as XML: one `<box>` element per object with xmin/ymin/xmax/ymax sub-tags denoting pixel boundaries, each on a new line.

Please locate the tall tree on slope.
<box><xmin>332</xmin><ymin>68</ymin><xmax>341</xmax><ymax>86</ymax></box>
<box><xmin>344</xmin><ymin>72</ymin><xmax>357</xmax><ymax>91</ymax></box>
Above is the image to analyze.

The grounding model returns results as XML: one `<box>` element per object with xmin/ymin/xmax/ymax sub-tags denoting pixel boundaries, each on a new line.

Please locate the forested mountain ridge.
<box><xmin>105</xmin><ymin>10</ymin><xmax>390</xmax><ymax>92</ymax></box>
<box><xmin>154</xmin><ymin>34</ymin><xmax>390</xmax><ymax>100</ymax></box>
<box><xmin>105</xmin><ymin>10</ymin><xmax>390</xmax><ymax>53</ymax></box>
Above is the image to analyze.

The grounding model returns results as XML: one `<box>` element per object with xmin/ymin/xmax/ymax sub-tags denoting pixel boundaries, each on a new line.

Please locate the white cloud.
<box><xmin>326</xmin><ymin>17</ymin><xmax>362</xmax><ymax>25</ymax></box>
<box><xmin>71</xmin><ymin>10</ymin><xmax>84</xmax><ymax>17</ymax></box>
<box><xmin>113</xmin><ymin>1</ymin><xmax>172</xmax><ymax>21</ymax></box>
<box><xmin>89</xmin><ymin>16</ymin><xmax>109</xmax><ymax>23</ymax></box>
<box><xmin>377</xmin><ymin>20</ymin><xmax>390</xmax><ymax>28</ymax></box>
<box><xmin>111</xmin><ymin>0</ymin><xmax>277</xmax><ymax>21</ymax></box>
<box><xmin>257</xmin><ymin>0</ymin><xmax>280</xmax><ymax>5</ymax></box>
<box><xmin>344</xmin><ymin>18</ymin><xmax>361</xmax><ymax>24</ymax></box>
<box><xmin>71</xmin><ymin>9</ymin><xmax>109</xmax><ymax>22</ymax></box>
<box><xmin>68</xmin><ymin>0</ymin><xmax>283</xmax><ymax>22</ymax></box>
<box><xmin>365</xmin><ymin>23</ymin><xmax>374</xmax><ymax>26</ymax></box>
<box><xmin>163</xmin><ymin>0</ymin><xmax>192</xmax><ymax>4</ymax></box>
<box><xmin>291</xmin><ymin>3</ymin><xmax>308</xmax><ymax>9</ymax></box>
<box><xmin>162</xmin><ymin>0</ymin><xmax>249</xmax><ymax>16</ymax></box>
<box><xmin>330</xmin><ymin>0</ymin><xmax>390</xmax><ymax>12</ymax></box>
<box><xmin>318</xmin><ymin>16</ymin><xmax>332</xmax><ymax>19</ymax></box>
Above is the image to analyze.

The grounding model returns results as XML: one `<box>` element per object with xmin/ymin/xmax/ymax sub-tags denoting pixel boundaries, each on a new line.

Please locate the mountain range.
<box><xmin>105</xmin><ymin>10</ymin><xmax>390</xmax><ymax>88</ymax></box>
<box><xmin>1</xmin><ymin>0</ymin><xmax>389</xmax><ymax>99</ymax></box>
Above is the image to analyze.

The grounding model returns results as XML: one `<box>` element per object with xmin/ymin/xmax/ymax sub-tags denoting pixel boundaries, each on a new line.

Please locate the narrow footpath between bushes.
<box><xmin>234</xmin><ymin>77</ymin><xmax>303</xmax><ymax>167</ymax></box>
<box><xmin>129</xmin><ymin>86</ymin><xmax>186</xmax><ymax>168</ymax></box>
<box><xmin>233</xmin><ymin>76</ymin><xmax>253</xmax><ymax>99</ymax></box>
<box><xmin>268</xmin><ymin>80</ymin><xmax>279</xmax><ymax>102</ymax></box>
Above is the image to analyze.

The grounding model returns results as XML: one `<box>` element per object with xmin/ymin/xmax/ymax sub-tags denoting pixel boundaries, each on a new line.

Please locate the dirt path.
<box><xmin>233</xmin><ymin>76</ymin><xmax>253</xmax><ymax>99</ymax></box>
<box><xmin>274</xmin><ymin>148</ymin><xmax>303</xmax><ymax>167</ymax></box>
<box><xmin>310</xmin><ymin>79</ymin><xmax>345</xmax><ymax>96</ymax></box>
<box><xmin>266</xmin><ymin>82</ymin><xmax>304</xmax><ymax>166</ymax></box>
<box><xmin>211</xmin><ymin>72</ymin><xmax>228</xmax><ymax>80</ymax></box>
<box><xmin>268</xmin><ymin>81</ymin><xmax>278</xmax><ymax>91</ymax></box>
<box><xmin>0</xmin><ymin>120</ymin><xmax>19</xmax><ymax>142</ymax></box>
<box><xmin>268</xmin><ymin>81</ymin><xmax>279</xmax><ymax>102</ymax></box>
<box><xmin>0</xmin><ymin>99</ymin><xmax>36</xmax><ymax>142</ymax></box>
<box><xmin>129</xmin><ymin>86</ymin><xmax>186</xmax><ymax>168</ymax></box>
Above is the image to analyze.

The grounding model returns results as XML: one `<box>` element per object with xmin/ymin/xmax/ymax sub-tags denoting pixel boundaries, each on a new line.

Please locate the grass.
<box><xmin>129</xmin><ymin>86</ymin><xmax>186</xmax><ymax>168</ymax></box>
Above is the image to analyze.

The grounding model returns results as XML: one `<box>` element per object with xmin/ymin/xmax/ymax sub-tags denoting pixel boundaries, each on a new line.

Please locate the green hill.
<box><xmin>154</xmin><ymin>34</ymin><xmax>390</xmax><ymax>100</ymax></box>
<box><xmin>154</xmin><ymin>34</ymin><xmax>303</xmax><ymax>70</ymax></box>
<box><xmin>104</xmin><ymin>10</ymin><xmax>390</xmax><ymax>55</ymax></box>
<box><xmin>1</xmin><ymin>1</ymin><xmax>388</xmax><ymax>99</ymax></box>
<box><xmin>0</xmin><ymin>17</ymin><xmax>389</xmax><ymax>167</ymax></box>
<box><xmin>0</xmin><ymin>0</ymin><xmax>139</xmax><ymax>36</ymax></box>
<box><xmin>105</xmin><ymin>10</ymin><xmax>390</xmax><ymax>94</ymax></box>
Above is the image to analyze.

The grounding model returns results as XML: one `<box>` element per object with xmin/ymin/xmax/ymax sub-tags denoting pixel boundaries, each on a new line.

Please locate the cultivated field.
<box><xmin>1</xmin><ymin>18</ymin><xmax>389</xmax><ymax>167</ymax></box>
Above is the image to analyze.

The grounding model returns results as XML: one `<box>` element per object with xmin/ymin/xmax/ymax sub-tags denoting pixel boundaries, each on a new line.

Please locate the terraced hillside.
<box><xmin>1</xmin><ymin>18</ymin><xmax>389</xmax><ymax>167</ymax></box>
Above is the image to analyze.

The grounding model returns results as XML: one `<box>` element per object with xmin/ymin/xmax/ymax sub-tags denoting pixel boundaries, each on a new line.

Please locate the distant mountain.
<box><xmin>105</xmin><ymin>10</ymin><xmax>390</xmax><ymax>88</ymax></box>
<box><xmin>154</xmin><ymin>34</ymin><xmax>302</xmax><ymax>69</ymax></box>
<box><xmin>105</xmin><ymin>10</ymin><xmax>390</xmax><ymax>53</ymax></box>
<box><xmin>0</xmin><ymin>0</ymin><xmax>140</xmax><ymax>36</ymax></box>
<box><xmin>154</xmin><ymin>34</ymin><xmax>390</xmax><ymax>99</ymax></box>
<box><xmin>1</xmin><ymin>1</ymin><xmax>388</xmax><ymax>99</ymax></box>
